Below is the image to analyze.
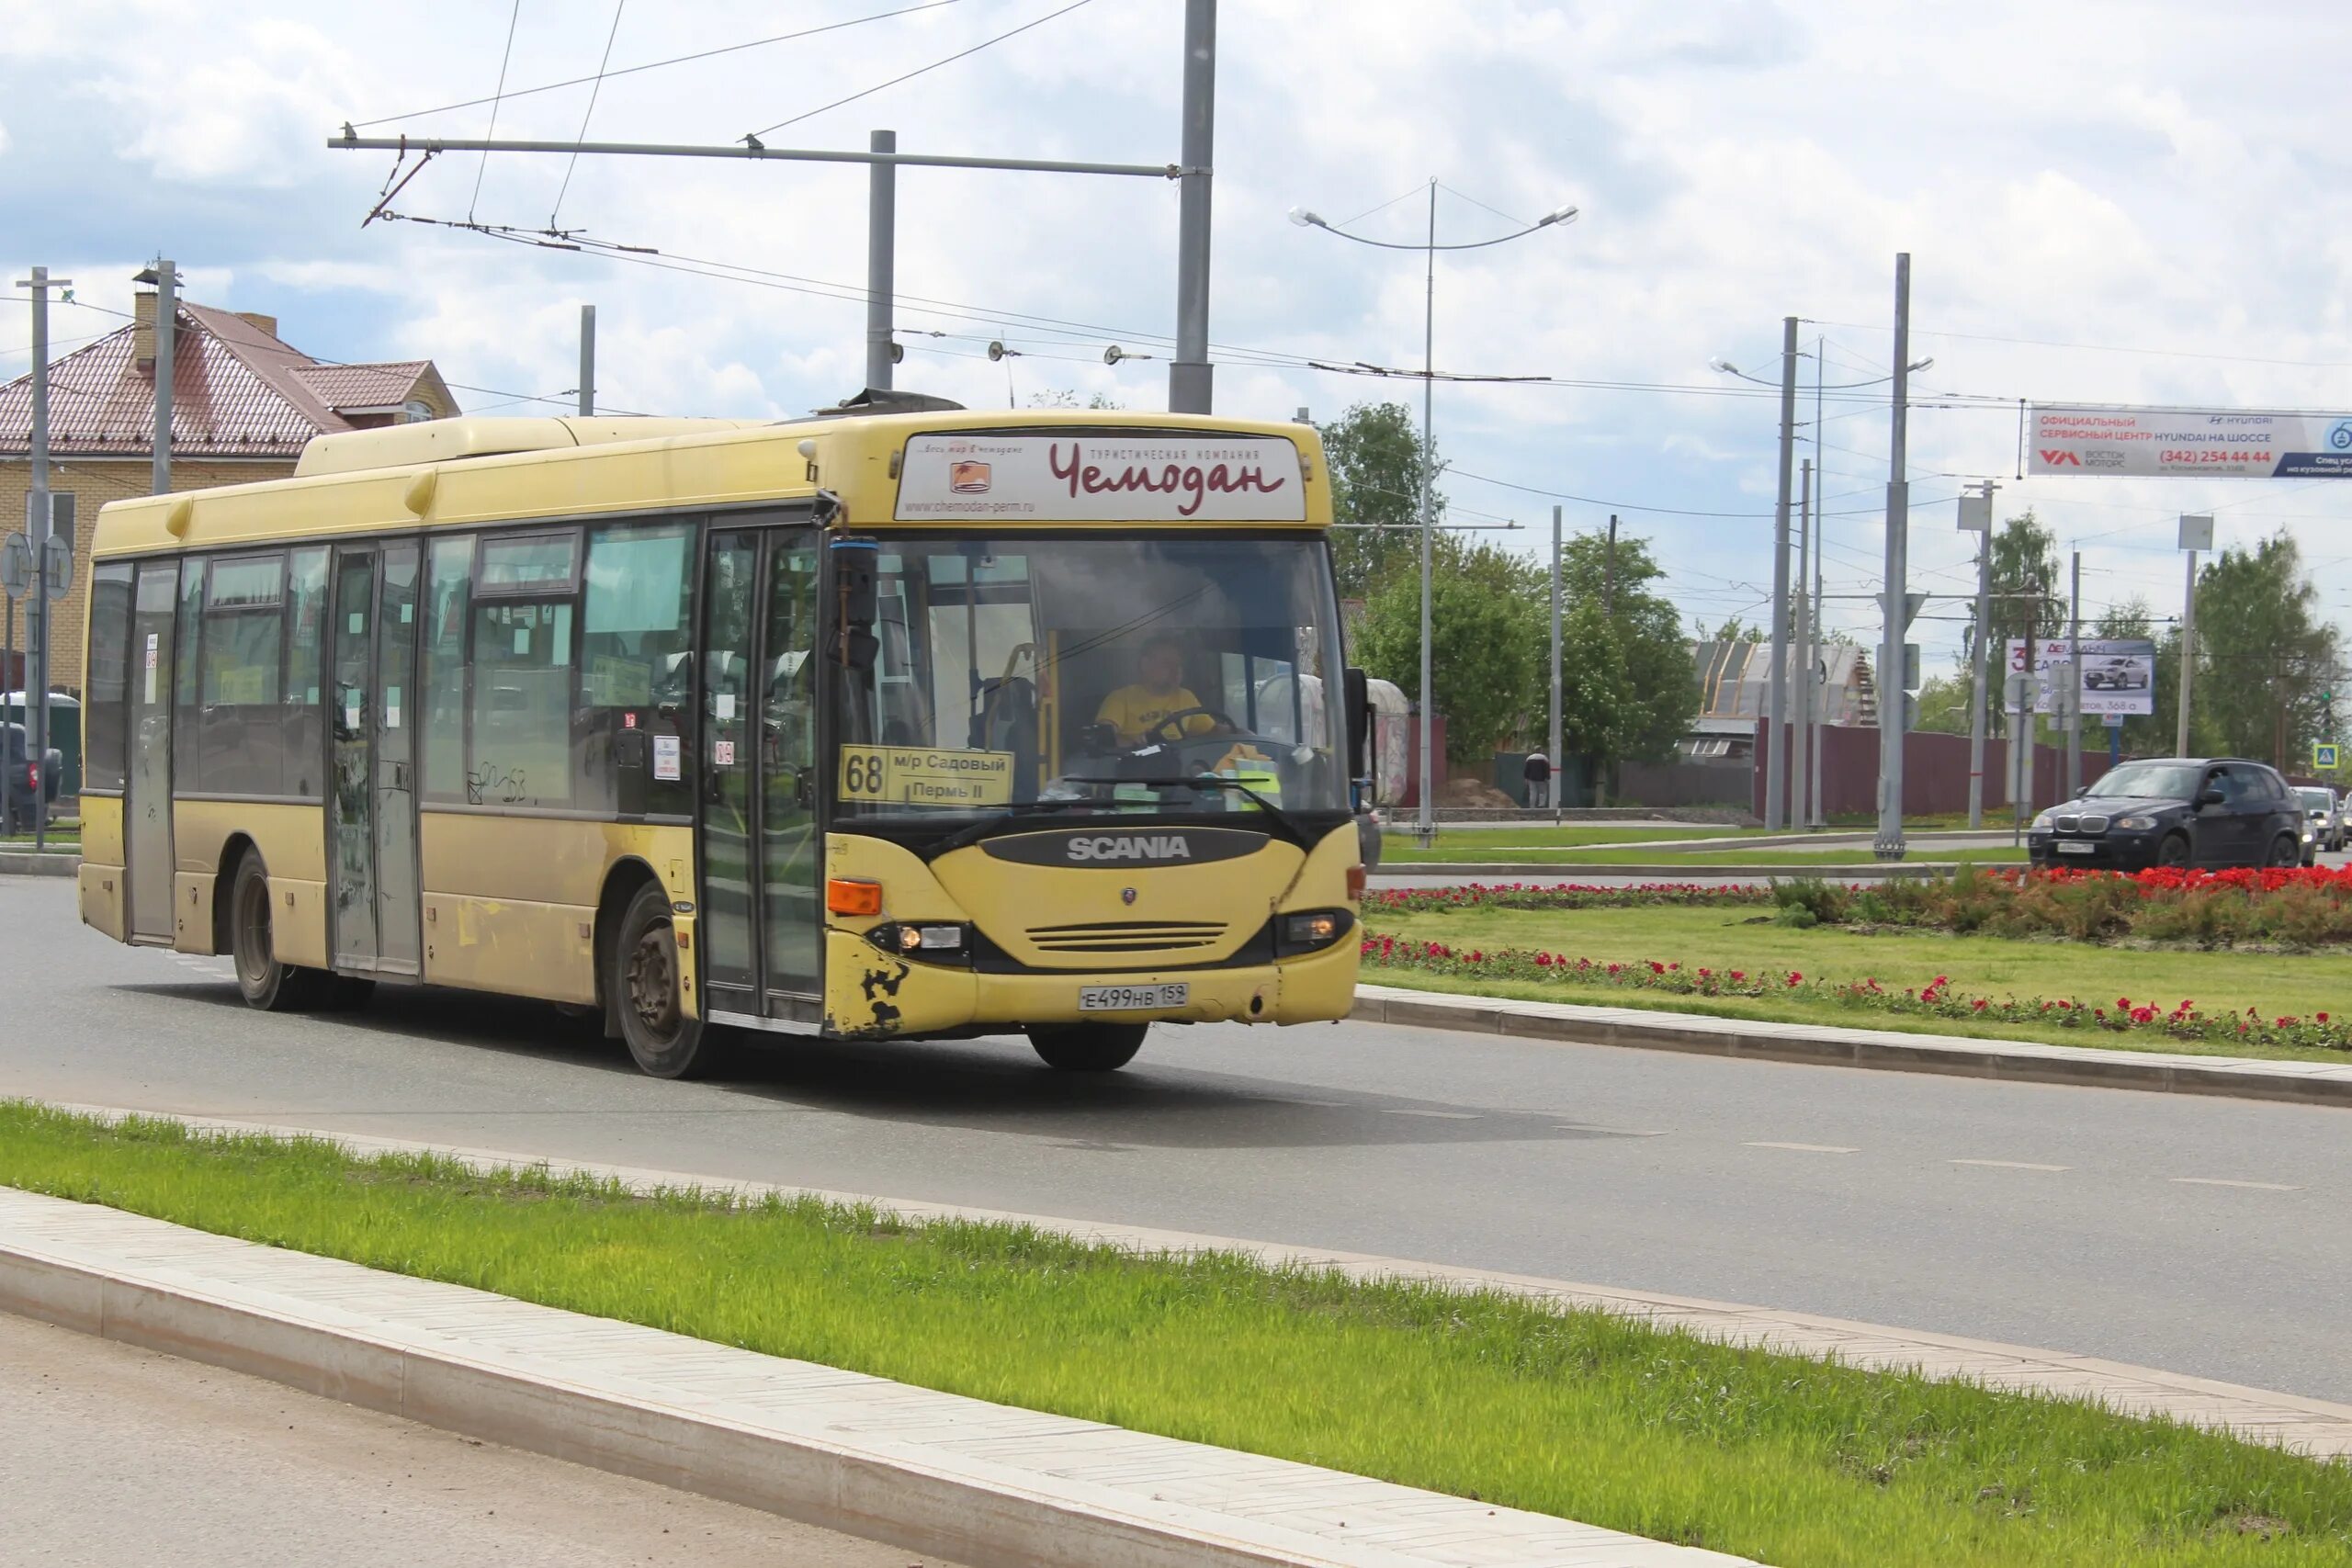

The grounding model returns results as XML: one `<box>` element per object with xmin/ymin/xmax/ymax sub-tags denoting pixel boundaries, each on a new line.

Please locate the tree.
<box><xmin>1912</xmin><ymin>672</ymin><xmax>1973</xmax><ymax>736</ymax></box>
<box><xmin>1555</xmin><ymin>531</ymin><xmax>1696</xmax><ymax>769</ymax></box>
<box><xmin>1353</xmin><ymin>563</ymin><xmax>1536</xmax><ymax>763</ymax></box>
<box><xmin>1557</xmin><ymin>601</ymin><xmax>1630</xmax><ymax>767</ymax></box>
<box><xmin>1027</xmin><ymin>389</ymin><xmax>1123</xmax><ymax>409</ymax></box>
<box><xmin>2188</xmin><ymin>533</ymin><xmax>2341</xmax><ymax>769</ymax></box>
<box><xmin>1318</xmin><ymin>402</ymin><xmax>1444</xmax><ymax>601</ymax></box>
<box><xmin>1711</xmin><ymin>616</ymin><xmax>1765</xmax><ymax>643</ymax></box>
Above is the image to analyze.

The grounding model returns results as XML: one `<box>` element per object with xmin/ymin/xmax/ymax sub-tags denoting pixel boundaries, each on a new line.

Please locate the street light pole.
<box><xmin>1549</xmin><ymin>503</ymin><xmax>1563</xmax><ymax>824</ymax></box>
<box><xmin>1792</xmin><ymin>457</ymin><xmax>1811</xmax><ymax>831</ymax></box>
<box><xmin>866</xmin><ymin>129</ymin><xmax>897</xmax><ymax>391</ymax></box>
<box><xmin>1873</xmin><ymin>253</ymin><xmax>1912</xmax><ymax>862</ymax></box>
<box><xmin>1168</xmin><ymin>0</ymin><xmax>1216</xmax><ymax>414</ymax></box>
<box><xmin>1766</xmin><ymin>316</ymin><xmax>1797</xmax><ymax>831</ymax></box>
<box><xmin>1287</xmin><ymin>189</ymin><xmax>1577</xmax><ymax>845</ymax></box>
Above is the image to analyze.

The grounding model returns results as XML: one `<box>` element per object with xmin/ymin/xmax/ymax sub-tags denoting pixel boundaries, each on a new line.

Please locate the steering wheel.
<box><xmin>1143</xmin><ymin>705</ymin><xmax>1238</xmax><ymax>747</ymax></box>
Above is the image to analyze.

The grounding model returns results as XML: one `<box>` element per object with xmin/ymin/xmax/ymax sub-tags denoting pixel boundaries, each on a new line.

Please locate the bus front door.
<box><xmin>124</xmin><ymin>562</ymin><xmax>179</xmax><ymax>943</ymax></box>
<box><xmin>326</xmin><ymin>542</ymin><xmax>424</xmax><ymax>976</ymax></box>
<box><xmin>697</xmin><ymin>525</ymin><xmax>823</xmax><ymax>1025</ymax></box>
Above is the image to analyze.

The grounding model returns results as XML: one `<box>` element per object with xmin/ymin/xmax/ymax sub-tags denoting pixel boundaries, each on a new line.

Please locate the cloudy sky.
<box><xmin>7</xmin><ymin>0</ymin><xmax>2351</xmax><ymax>669</ymax></box>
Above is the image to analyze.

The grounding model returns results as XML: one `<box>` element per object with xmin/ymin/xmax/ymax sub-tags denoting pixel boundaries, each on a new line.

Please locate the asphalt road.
<box><xmin>5</xmin><ymin>874</ymin><xmax>2348</xmax><ymax>1403</ymax></box>
<box><xmin>0</xmin><ymin>1311</ymin><xmax>964</xmax><ymax>1568</ymax></box>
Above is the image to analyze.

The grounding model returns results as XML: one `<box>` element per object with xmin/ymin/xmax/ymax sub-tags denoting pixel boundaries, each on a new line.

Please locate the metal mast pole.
<box><xmin>1873</xmin><ymin>254</ymin><xmax>1912</xmax><ymax>861</ymax></box>
<box><xmin>151</xmin><ymin>258</ymin><xmax>175</xmax><ymax>495</ymax></box>
<box><xmin>1766</xmin><ymin>316</ymin><xmax>1797</xmax><ymax>830</ymax></box>
<box><xmin>1810</xmin><ymin>337</ymin><xmax>1826</xmax><ymax>828</ymax></box>
<box><xmin>1415</xmin><ymin>177</ymin><xmax>1436</xmax><ymax>846</ymax></box>
<box><xmin>2068</xmin><ymin>550</ymin><xmax>2084</xmax><ymax>796</ymax></box>
<box><xmin>1966</xmin><ymin>479</ymin><xmax>1997</xmax><ymax>828</ymax></box>
<box><xmin>866</xmin><ymin>129</ymin><xmax>897</xmax><ymax>391</ymax></box>
<box><xmin>22</xmin><ymin>265</ymin><xmax>61</xmax><ymax>848</ymax></box>
<box><xmin>2177</xmin><ymin>547</ymin><xmax>2198</xmax><ymax>756</ymax></box>
<box><xmin>1792</xmin><ymin>457</ymin><xmax>1813</xmax><ymax>830</ymax></box>
<box><xmin>1168</xmin><ymin>0</ymin><xmax>1216</xmax><ymax>414</ymax></box>
<box><xmin>578</xmin><ymin>304</ymin><xmax>595</xmax><ymax>415</ymax></box>
<box><xmin>1549</xmin><ymin>504</ymin><xmax>1563</xmax><ymax>823</ymax></box>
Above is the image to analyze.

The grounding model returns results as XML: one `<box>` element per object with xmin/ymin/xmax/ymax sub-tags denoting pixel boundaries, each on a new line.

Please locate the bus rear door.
<box><xmin>325</xmin><ymin>541</ymin><xmax>424</xmax><ymax>976</ymax></box>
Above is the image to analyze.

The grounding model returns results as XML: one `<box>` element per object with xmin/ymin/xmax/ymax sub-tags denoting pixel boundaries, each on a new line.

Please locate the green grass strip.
<box><xmin>0</xmin><ymin>1103</ymin><xmax>2344</xmax><ymax>1565</ymax></box>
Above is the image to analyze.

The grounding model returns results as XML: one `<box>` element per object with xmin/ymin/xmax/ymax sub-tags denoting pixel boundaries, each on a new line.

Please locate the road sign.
<box><xmin>2316</xmin><ymin>742</ymin><xmax>2342</xmax><ymax>771</ymax></box>
<box><xmin>0</xmin><ymin>532</ymin><xmax>28</xmax><ymax>601</ymax></box>
<box><xmin>1958</xmin><ymin>492</ymin><xmax>1992</xmax><ymax>533</ymax></box>
<box><xmin>1875</xmin><ymin>591</ymin><xmax>1928</xmax><ymax>630</ymax></box>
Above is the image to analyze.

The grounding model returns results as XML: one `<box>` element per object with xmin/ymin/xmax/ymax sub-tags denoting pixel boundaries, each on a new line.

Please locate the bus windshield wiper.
<box><xmin>1064</xmin><ymin>775</ymin><xmax>1312</xmax><ymax>851</ymax></box>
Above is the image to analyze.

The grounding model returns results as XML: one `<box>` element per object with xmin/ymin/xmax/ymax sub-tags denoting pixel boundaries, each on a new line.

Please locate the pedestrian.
<box><xmin>1521</xmin><ymin>750</ymin><xmax>1552</xmax><ymax>809</ymax></box>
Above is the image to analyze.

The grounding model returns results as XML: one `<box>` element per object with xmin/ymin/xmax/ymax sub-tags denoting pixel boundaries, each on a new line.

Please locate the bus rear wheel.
<box><xmin>613</xmin><ymin>881</ymin><xmax>720</xmax><ymax>1079</ymax></box>
<box><xmin>1027</xmin><ymin>1022</ymin><xmax>1147</xmax><ymax>1073</ymax></box>
<box><xmin>229</xmin><ymin>853</ymin><xmax>327</xmax><ymax>1012</ymax></box>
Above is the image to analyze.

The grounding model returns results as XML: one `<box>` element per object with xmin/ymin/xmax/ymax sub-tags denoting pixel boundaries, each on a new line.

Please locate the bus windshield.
<box><xmin>833</xmin><ymin>534</ymin><xmax>1347</xmax><ymax>829</ymax></box>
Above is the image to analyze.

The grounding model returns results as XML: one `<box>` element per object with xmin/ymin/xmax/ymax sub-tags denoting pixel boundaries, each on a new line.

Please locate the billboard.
<box><xmin>2007</xmin><ymin>637</ymin><xmax>2157</xmax><ymax>716</ymax></box>
<box><xmin>2028</xmin><ymin>404</ymin><xmax>2352</xmax><ymax>479</ymax></box>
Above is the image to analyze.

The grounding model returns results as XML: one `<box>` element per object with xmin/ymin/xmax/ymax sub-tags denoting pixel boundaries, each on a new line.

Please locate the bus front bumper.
<box><xmin>820</xmin><ymin>927</ymin><xmax>1362</xmax><ymax>1039</ymax></box>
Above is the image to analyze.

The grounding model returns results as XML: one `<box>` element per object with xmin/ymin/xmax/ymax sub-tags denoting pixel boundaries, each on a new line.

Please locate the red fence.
<box><xmin>1752</xmin><ymin>724</ymin><xmax>2073</xmax><ymax>820</ymax></box>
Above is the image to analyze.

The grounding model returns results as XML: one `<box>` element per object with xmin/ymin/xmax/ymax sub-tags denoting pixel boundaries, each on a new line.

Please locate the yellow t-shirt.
<box><xmin>1097</xmin><ymin>683</ymin><xmax>1214</xmax><ymax>746</ymax></box>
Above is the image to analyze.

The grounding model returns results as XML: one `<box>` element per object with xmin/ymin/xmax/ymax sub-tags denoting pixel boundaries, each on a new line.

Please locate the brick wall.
<box><xmin>0</xmin><ymin>457</ymin><xmax>294</xmax><ymax>692</ymax></box>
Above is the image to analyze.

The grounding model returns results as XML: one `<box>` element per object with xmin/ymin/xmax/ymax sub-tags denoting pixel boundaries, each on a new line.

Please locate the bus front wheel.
<box><xmin>613</xmin><ymin>881</ymin><xmax>720</xmax><ymax>1078</ymax></box>
<box><xmin>1027</xmin><ymin>1022</ymin><xmax>1147</xmax><ymax>1073</ymax></box>
<box><xmin>229</xmin><ymin>853</ymin><xmax>328</xmax><ymax>1012</ymax></box>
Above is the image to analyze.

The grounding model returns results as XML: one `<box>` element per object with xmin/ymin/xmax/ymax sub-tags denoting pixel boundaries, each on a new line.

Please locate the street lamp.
<box><xmin>1292</xmin><ymin>183</ymin><xmax>1579</xmax><ymax>845</ymax></box>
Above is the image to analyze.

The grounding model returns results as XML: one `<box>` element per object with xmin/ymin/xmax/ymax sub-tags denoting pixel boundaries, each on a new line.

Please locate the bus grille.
<box><xmin>1025</xmin><ymin>919</ymin><xmax>1229</xmax><ymax>953</ymax></box>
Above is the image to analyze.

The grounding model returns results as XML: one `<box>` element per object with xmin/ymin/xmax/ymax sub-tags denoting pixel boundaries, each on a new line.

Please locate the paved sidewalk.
<box><xmin>30</xmin><ymin>1101</ymin><xmax>2352</xmax><ymax>1463</ymax></box>
<box><xmin>2</xmin><ymin>1180</ymin><xmax>1756</xmax><ymax>1568</ymax></box>
<box><xmin>1354</xmin><ymin>984</ymin><xmax>2352</xmax><ymax>1109</ymax></box>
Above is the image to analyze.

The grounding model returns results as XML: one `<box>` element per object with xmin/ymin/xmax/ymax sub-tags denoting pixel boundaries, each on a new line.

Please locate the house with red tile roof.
<box><xmin>0</xmin><ymin>288</ymin><xmax>458</xmax><ymax>693</ymax></box>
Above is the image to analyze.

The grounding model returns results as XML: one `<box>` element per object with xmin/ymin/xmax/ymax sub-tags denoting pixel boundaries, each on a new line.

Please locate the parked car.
<box><xmin>1</xmin><ymin>721</ymin><xmax>63</xmax><ymax>834</ymax></box>
<box><xmin>2296</xmin><ymin>786</ymin><xmax>2345</xmax><ymax>856</ymax></box>
<box><xmin>2083</xmin><ymin>657</ymin><xmax>2148</xmax><ymax>692</ymax></box>
<box><xmin>2028</xmin><ymin>757</ymin><xmax>2305</xmax><ymax>871</ymax></box>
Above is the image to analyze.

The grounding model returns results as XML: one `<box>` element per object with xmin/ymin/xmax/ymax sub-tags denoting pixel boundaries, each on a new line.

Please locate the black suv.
<box><xmin>2</xmin><ymin>721</ymin><xmax>64</xmax><ymax>834</ymax></box>
<box><xmin>2028</xmin><ymin>757</ymin><xmax>2304</xmax><ymax>871</ymax></box>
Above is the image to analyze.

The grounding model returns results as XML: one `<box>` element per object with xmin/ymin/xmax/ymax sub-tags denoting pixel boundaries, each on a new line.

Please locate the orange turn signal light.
<box><xmin>827</xmin><ymin>877</ymin><xmax>884</xmax><ymax>918</ymax></box>
<box><xmin>1345</xmin><ymin>865</ymin><xmax>1366</xmax><ymax>902</ymax></box>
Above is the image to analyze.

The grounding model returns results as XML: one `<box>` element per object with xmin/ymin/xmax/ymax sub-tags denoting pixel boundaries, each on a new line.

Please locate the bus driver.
<box><xmin>1096</xmin><ymin>631</ymin><xmax>1218</xmax><ymax>747</ymax></box>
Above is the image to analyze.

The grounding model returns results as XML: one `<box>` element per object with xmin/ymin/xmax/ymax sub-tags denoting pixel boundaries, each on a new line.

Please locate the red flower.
<box><xmin>1973</xmin><ymin>998</ymin><xmax>1989</xmax><ymax>1011</ymax></box>
<box><xmin>2322</xmin><ymin>1012</ymin><xmax>2332</xmax><ymax>1024</ymax></box>
<box><xmin>1730</xmin><ymin>970</ymin><xmax>1746</xmax><ymax>982</ymax></box>
<box><xmin>1648</xmin><ymin>960</ymin><xmax>1667</xmax><ymax>975</ymax></box>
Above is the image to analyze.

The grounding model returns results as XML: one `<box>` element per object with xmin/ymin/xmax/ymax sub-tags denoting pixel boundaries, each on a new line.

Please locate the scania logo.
<box><xmin>1068</xmin><ymin>834</ymin><xmax>1192</xmax><ymax>863</ymax></box>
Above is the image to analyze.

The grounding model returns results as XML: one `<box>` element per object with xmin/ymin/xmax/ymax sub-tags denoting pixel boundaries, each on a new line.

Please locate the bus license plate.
<box><xmin>2056</xmin><ymin>840</ymin><xmax>2095</xmax><ymax>854</ymax></box>
<box><xmin>1080</xmin><ymin>983</ymin><xmax>1189</xmax><ymax>1011</ymax></box>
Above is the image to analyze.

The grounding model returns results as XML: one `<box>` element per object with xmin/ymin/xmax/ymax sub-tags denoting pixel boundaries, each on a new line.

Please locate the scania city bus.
<box><xmin>75</xmin><ymin>400</ymin><xmax>1368</xmax><ymax>1077</ymax></box>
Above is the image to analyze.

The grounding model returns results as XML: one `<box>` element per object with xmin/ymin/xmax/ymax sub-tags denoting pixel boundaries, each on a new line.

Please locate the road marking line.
<box><xmin>1744</xmin><ymin>1141</ymin><xmax>1857</xmax><ymax>1154</ymax></box>
<box><xmin>1379</xmin><ymin>1108</ymin><xmax>1480</xmax><ymax>1120</ymax></box>
<box><xmin>2172</xmin><ymin>1177</ymin><xmax>2302</xmax><ymax>1192</ymax></box>
<box><xmin>1555</xmin><ymin>1126</ymin><xmax>1669</xmax><ymax>1137</ymax></box>
<box><xmin>1951</xmin><ymin>1159</ymin><xmax>2071</xmax><ymax>1172</ymax></box>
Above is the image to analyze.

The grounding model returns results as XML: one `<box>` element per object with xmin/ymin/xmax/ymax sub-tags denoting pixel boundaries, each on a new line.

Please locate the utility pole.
<box><xmin>1962</xmin><ymin>479</ymin><xmax>1998</xmax><ymax>828</ymax></box>
<box><xmin>16</xmin><ymin>265</ymin><xmax>70</xmax><ymax>853</ymax></box>
<box><xmin>1765</xmin><ymin>316</ymin><xmax>1798</xmax><ymax>831</ymax></box>
<box><xmin>866</xmin><ymin>129</ymin><xmax>897</xmax><ymax>391</ymax></box>
<box><xmin>2176</xmin><ymin>513</ymin><xmax>2210</xmax><ymax>757</ymax></box>
<box><xmin>2018</xmin><ymin>584</ymin><xmax>2040</xmax><ymax>830</ymax></box>
<box><xmin>578</xmin><ymin>304</ymin><xmax>595</xmax><ymax>415</ymax></box>
<box><xmin>1792</xmin><ymin>457</ymin><xmax>1812</xmax><ymax>833</ymax></box>
<box><xmin>2067</xmin><ymin>549</ymin><xmax>2084</xmax><ymax>797</ymax></box>
<box><xmin>1810</xmin><ymin>486</ymin><xmax>1826</xmax><ymax>827</ymax></box>
<box><xmin>1872</xmin><ymin>254</ymin><xmax>1912</xmax><ymax>861</ymax></box>
<box><xmin>1167</xmin><ymin>0</ymin><xmax>1216</xmax><ymax>414</ymax></box>
<box><xmin>1603</xmin><ymin>513</ymin><xmax>1618</xmax><ymax>613</ymax></box>
<box><xmin>1548</xmin><ymin>504</ymin><xmax>1563</xmax><ymax>824</ymax></box>
<box><xmin>147</xmin><ymin>258</ymin><xmax>175</xmax><ymax>494</ymax></box>
<box><xmin>1416</xmin><ymin>177</ymin><xmax>1436</xmax><ymax>846</ymax></box>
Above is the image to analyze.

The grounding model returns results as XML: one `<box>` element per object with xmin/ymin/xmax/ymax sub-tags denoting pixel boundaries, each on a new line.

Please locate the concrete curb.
<box><xmin>1351</xmin><ymin>985</ymin><xmax>2352</xmax><ymax>1109</ymax></box>
<box><xmin>1372</xmin><ymin>861</ymin><xmax>1978</xmax><ymax>879</ymax></box>
<box><xmin>28</xmin><ymin>1102</ymin><xmax>2352</xmax><ymax>1466</ymax></box>
<box><xmin>0</xmin><ymin>850</ymin><xmax>76</xmax><ymax>877</ymax></box>
<box><xmin>0</xmin><ymin>1182</ymin><xmax>1758</xmax><ymax>1568</ymax></box>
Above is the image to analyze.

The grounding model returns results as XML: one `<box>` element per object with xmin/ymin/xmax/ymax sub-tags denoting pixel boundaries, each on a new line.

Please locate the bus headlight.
<box><xmin>865</xmin><ymin>922</ymin><xmax>969</xmax><ymax>959</ymax></box>
<box><xmin>1277</xmin><ymin>908</ymin><xmax>1354</xmax><ymax>954</ymax></box>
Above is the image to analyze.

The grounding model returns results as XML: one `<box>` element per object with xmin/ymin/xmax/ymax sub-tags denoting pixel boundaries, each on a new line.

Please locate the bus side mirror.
<box><xmin>1344</xmin><ymin>666</ymin><xmax>1370</xmax><ymax>778</ymax></box>
<box><xmin>830</xmin><ymin>537</ymin><xmax>879</xmax><ymax>670</ymax></box>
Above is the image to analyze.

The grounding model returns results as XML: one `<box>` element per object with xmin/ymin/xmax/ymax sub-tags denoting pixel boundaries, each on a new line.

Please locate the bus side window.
<box><xmin>422</xmin><ymin>536</ymin><xmax>474</xmax><ymax>805</ymax></box>
<box><xmin>198</xmin><ymin>552</ymin><xmax>287</xmax><ymax>796</ymax></box>
<box><xmin>581</xmin><ymin>520</ymin><xmax>696</xmax><ymax>818</ymax></box>
<box><xmin>83</xmin><ymin>564</ymin><xmax>135</xmax><ymax>794</ymax></box>
<box><xmin>283</xmin><ymin>547</ymin><xmax>328</xmax><ymax>798</ymax></box>
<box><xmin>469</xmin><ymin>531</ymin><xmax>581</xmax><ymax>809</ymax></box>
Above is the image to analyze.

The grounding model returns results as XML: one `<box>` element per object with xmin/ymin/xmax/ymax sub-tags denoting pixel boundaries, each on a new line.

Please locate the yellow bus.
<box><xmin>75</xmin><ymin>401</ymin><xmax>1369</xmax><ymax>1077</ymax></box>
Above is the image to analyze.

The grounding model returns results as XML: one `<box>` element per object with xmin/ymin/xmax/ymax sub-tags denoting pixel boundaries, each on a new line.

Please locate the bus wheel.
<box><xmin>614</xmin><ymin>881</ymin><xmax>718</xmax><ymax>1078</ymax></box>
<box><xmin>229</xmin><ymin>853</ymin><xmax>326</xmax><ymax>1012</ymax></box>
<box><xmin>1027</xmin><ymin>1022</ymin><xmax>1147</xmax><ymax>1073</ymax></box>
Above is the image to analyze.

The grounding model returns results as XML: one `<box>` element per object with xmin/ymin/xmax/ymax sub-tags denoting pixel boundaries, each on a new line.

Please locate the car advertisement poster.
<box><xmin>2027</xmin><ymin>404</ymin><xmax>2352</xmax><ymax>479</ymax></box>
<box><xmin>2007</xmin><ymin>637</ymin><xmax>2156</xmax><ymax>716</ymax></box>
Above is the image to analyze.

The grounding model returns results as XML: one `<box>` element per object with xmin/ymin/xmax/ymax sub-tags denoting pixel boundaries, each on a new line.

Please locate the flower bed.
<box><xmin>1358</xmin><ymin>932</ymin><xmax>2352</xmax><ymax>1053</ymax></box>
<box><xmin>1371</xmin><ymin>866</ymin><xmax>2352</xmax><ymax>948</ymax></box>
